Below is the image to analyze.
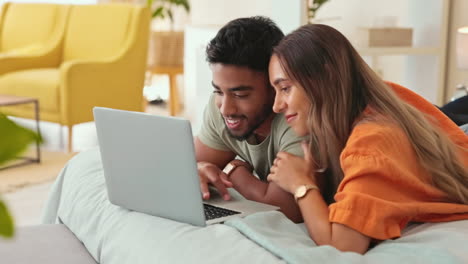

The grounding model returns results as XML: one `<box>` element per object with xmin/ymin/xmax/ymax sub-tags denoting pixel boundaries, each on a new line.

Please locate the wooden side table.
<box><xmin>0</xmin><ymin>94</ymin><xmax>41</xmax><ymax>169</ymax></box>
<box><xmin>150</xmin><ymin>65</ymin><xmax>184</xmax><ymax>116</ymax></box>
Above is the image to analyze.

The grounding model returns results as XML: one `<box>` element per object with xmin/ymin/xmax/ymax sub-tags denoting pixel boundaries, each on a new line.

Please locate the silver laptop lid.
<box><xmin>93</xmin><ymin>107</ymin><xmax>206</xmax><ymax>226</ymax></box>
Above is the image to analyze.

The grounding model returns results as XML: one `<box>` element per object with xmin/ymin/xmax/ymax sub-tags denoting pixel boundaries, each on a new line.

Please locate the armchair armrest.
<box><xmin>0</xmin><ymin>45</ymin><xmax>62</xmax><ymax>75</ymax></box>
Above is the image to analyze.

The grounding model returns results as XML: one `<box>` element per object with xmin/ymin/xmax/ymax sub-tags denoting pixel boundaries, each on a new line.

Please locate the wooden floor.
<box><xmin>3</xmin><ymin>182</ymin><xmax>52</xmax><ymax>226</ymax></box>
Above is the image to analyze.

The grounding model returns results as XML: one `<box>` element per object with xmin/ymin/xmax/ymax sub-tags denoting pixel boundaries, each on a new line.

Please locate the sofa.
<box><xmin>0</xmin><ymin>3</ymin><xmax>150</xmax><ymax>151</ymax></box>
<box><xmin>0</xmin><ymin>224</ymin><xmax>97</xmax><ymax>264</ymax></box>
<box><xmin>34</xmin><ymin>147</ymin><xmax>468</xmax><ymax>264</ymax></box>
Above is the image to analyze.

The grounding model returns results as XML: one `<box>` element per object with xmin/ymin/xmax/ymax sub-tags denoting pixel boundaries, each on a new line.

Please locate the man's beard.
<box><xmin>225</xmin><ymin>104</ymin><xmax>273</xmax><ymax>141</ymax></box>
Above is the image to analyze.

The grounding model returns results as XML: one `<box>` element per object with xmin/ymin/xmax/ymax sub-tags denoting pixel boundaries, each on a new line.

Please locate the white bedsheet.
<box><xmin>42</xmin><ymin>148</ymin><xmax>468</xmax><ymax>264</ymax></box>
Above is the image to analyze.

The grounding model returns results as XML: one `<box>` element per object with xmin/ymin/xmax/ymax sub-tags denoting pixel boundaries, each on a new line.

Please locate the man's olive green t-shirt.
<box><xmin>197</xmin><ymin>97</ymin><xmax>304</xmax><ymax>181</ymax></box>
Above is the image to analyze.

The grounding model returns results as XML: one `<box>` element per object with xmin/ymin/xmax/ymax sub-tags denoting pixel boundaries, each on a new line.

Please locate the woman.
<box><xmin>267</xmin><ymin>24</ymin><xmax>468</xmax><ymax>254</ymax></box>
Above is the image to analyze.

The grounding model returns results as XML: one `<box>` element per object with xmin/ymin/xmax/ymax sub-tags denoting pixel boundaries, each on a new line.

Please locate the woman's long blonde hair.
<box><xmin>273</xmin><ymin>24</ymin><xmax>468</xmax><ymax>204</ymax></box>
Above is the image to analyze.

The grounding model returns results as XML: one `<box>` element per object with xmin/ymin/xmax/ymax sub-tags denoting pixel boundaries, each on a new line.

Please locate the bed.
<box><xmin>42</xmin><ymin>147</ymin><xmax>468</xmax><ymax>264</ymax></box>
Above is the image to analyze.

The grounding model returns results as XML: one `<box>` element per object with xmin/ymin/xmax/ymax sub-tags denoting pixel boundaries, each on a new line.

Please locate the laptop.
<box><xmin>93</xmin><ymin>107</ymin><xmax>279</xmax><ymax>226</ymax></box>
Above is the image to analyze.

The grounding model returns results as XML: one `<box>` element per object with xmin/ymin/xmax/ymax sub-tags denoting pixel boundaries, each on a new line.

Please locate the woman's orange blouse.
<box><xmin>328</xmin><ymin>82</ymin><xmax>468</xmax><ymax>240</ymax></box>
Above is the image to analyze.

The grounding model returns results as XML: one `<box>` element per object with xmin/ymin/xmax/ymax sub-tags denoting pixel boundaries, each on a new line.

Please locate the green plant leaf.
<box><xmin>166</xmin><ymin>8</ymin><xmax>174</xmax><ymax>23</ymax></box>
<box><xmin>0</xmin><ymin>113</ymin><xmax>41</xmax><ymax>239</ymax></box>
<box><xmin>181</xmin><ymin>1</ymin><xmax>190</xmax><ymax>12</ymax></box>
<box><xmin>308</xmin><ymin>0</ymin><xmax>330</xmax><ymax>20</ymax></box>
<box><xmin>152</xmin><ymin>6</ymin><xmax>165</xmax><ymax>19</ymax></box>
<box><xmin>0</xmin><ymin>200</ymin><xmax>14</xmax><ymax>238</ymax></box>
<box><xmin>173</xmin><ymin>0</ymin><xmax>190</xmax><ymax>12</ymax></box>
<box><xmin>0</xmin><ymin>113</ymin><xmax>42</xmax><ymax>165</ymax></box>
<box><xmin>150</xmin><ymin>0</ymin><xmax>189</xmax><ymax>21</ymax></box>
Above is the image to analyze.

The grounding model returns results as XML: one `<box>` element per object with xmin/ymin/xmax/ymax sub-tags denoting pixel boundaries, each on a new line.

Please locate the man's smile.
<box><xmin>225</xmin><ymin>117</ymin><xmax>244</xmax><ymax>129</ymax></box>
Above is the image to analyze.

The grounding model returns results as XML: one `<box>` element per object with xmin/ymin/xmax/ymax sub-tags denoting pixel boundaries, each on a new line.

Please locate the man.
<box><xmin>195</xmin><ymin>16</ymin><xmax>303</xmax><ymax>222</ymax></box>
<box><xmin>440</xmin><ymin>95</ymin><xmax>468</xmax><ymax>127</ymax></box>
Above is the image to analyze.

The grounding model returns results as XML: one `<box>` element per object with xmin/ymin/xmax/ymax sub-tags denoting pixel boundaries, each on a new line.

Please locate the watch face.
<box><xmin>297</xmin><ymin>186</ymin><xmax>306</xmax><ymax>197</ymax></box>
<box><xmin>222</xmin><ymin>163</ymin><xmax>235</xmax><ymax>175</ymax></box>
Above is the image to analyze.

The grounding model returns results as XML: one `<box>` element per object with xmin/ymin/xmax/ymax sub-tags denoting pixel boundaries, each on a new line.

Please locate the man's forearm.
<box><xmin>230</xmin><ymin>167</ymin><xmax>303</xmax><ymax>223</ymax></box>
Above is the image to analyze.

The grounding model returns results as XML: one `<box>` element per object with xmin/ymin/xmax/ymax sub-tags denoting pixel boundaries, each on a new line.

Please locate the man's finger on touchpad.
<box><xmin>208</xmin><ymin>184</ymin><xmax>230</xmax><ymax>200</ymax></box>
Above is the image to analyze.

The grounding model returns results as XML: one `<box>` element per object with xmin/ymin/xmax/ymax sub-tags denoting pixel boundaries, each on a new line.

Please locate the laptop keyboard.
<box><xmin>203</xmin><ymin>203</ymin><xmax>240</xmax><ymax>220</ymax></box>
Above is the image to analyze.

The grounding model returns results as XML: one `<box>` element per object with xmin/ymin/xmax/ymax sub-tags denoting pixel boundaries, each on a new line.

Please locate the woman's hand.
<box><xmin>268</xmin><ymin>142</ymin><xmax>317</xmax><ymax>194</ymax></box>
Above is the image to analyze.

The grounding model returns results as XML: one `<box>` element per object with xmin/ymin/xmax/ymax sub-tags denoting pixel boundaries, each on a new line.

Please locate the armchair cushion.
<box><xmin>63</xmin><ymin>4</ymin><xmax>134</xmax><ymax>62</ymax></box>
<box><xmin>0</xmin><ymin>3</ymin><xmax>57</xmax><ymax>51</ymax></box>
<box><xmin>0</xmin><ymin>3</ymin><xmax>69</xmax><ymax>75</ymax></box>
<box><xmin>0</xmin><ymin>69</ymin><xmax>60</xmax><ymax>121</ymax></box>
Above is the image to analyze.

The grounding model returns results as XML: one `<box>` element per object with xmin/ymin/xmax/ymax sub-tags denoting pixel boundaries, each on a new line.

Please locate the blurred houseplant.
<box><xmin>148</xmin><ymin>0</ymin><xmax>190</xmax><ymax>30</ymax></box>
<box><xmin>307</xmin><ymin>0</ymin><xmax>330</xmax><ymax>23</ymax></box>
<box><xmin>0</xmin><ymin>113</ymin><xmax>42</xmax><ymax>238</ymax></box>
<box><xmin>145</xmin><ymin>0</ymin><xmax>190</xmax><ymax>106</ymax></box>
<box><xmin>147</xmin><ymin>0</ymin><xmax>190</xmax><ymax>68</ymax></box>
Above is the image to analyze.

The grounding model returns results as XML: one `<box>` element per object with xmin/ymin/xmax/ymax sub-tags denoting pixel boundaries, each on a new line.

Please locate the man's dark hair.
<box><xmin>206</xmin><ymin>16</ymin><xmax>284</xmax><ymax>72</ymax></box>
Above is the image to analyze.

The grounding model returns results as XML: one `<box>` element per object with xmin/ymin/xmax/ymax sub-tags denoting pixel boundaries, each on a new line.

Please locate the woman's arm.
<box><xmin>294</xmin><ymin>183</ymin><xmax>370</xmax><ymax>254</ymax></box>
<box><xmin>268</xmin><ymin>143</ymin><xmax>371</xmax><ymax>254</ymax></box>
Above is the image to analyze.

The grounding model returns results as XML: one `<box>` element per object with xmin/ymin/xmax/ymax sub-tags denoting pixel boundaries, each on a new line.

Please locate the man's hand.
<box><xmin>197</xmin><ymin>161</ymin><xmax>233</xmax><ymax>201</ymax></box>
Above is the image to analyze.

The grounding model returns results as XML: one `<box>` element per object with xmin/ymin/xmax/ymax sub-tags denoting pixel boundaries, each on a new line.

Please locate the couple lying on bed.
<box><xmin>195</xmin><ymin>16</ymin><xmax>468</xmax><ymax>254</ymax></box>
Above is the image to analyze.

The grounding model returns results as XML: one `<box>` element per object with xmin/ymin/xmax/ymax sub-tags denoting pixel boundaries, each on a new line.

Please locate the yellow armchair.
<box><xmin>0</xmin><ymin>3</ymin><xmax>69</xmax><ymax>75</ymax></box>
<box><xmin>0</xmin><ymin>4</ymin><xmax>150</xmax><ymax>151</ymax></box>
<box><xmin>58</xmin><ymin>4</ymin><xmax>150</xmax><ymax>127</ymax></box>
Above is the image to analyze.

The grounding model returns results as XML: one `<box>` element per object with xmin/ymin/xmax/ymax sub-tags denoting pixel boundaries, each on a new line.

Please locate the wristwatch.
<box><xmin>294</xmin><ymin>184</ymin><xmax>319</xmax><ymax>202</ymax></box>
<box><xmin>222</xmin><ymin>160</ymin><xmax>253</xmax><ymax>178</ymax></box>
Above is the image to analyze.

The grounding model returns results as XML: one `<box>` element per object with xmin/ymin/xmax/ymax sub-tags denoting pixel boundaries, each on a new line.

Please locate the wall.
<box><xmin>317</xmin><ymin>0</ymin><xmax>468</xmax><ymax>103</ymax></box>
<box><xmin>445</xmin><ymin>0</ymin><xmax>468</xmax><ymax>101</ymax></box>
<box><xmin>315</xmin><ymin>0</ymin><xmax>449</xmax><ymax>104</ymax></box>
<box><xmin>190</xmin><ymin>0</ymin><xmax>306</xmax><ymax>34</ymax></box>
<box><xmin>185</xmin><ymin>0</ymin><xmax>306</xmax><ymax>133</ymax></box>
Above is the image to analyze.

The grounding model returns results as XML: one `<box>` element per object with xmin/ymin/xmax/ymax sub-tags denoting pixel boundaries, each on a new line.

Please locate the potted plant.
<box><xmin>148</xmin><ymin>0</ymin><xmax>189</xmax><ymax>29</ymax></box>
<box><xmin>147</xmin><ymin>0</ymin><xmax>190</xmax><ymax>68</ymax></box>
<box><xmin>307</xmin><ymin>0</ymin><xmax>330</xmax><ymax>23</ymax></box>
<box><xmin>0</xmin><ymin>113</ymin><xmax>42</xmax><ymax>238</ymax></box>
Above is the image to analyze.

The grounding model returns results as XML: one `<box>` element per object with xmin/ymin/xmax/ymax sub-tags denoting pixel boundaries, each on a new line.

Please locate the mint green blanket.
<box><xmin>43</xmin><ymin>148</ymin><xmax>468</xmax><ymax>264</ymax></box>
<box><xmin>226</xmin><ymin>211</ymin><xmax>468</xmax><ymax>264</ymax></box>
